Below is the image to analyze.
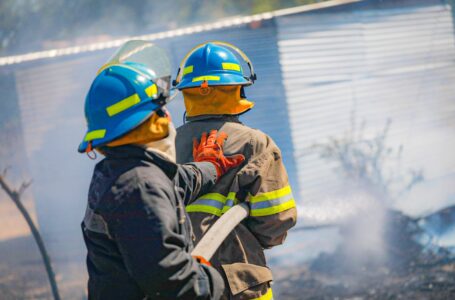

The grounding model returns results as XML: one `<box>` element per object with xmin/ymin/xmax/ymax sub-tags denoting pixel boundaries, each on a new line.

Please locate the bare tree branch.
<box><xmin>18</xmin><ymin>180</ymin><xmax>33</xmax><ymax>196</ymax></box>
<box><xmin>307</xmin><ymin>118</ymin><xmax>424</xmax><ymax>203</ymax></box>
<box><xmin>0</xmin><ymin>169</ymin><xmax>61</xmax><ymax>300</ymax></box>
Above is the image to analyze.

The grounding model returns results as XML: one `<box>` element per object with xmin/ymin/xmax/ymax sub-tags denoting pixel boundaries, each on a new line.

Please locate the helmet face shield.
<box><xmin>101</xmin><ymin>40</ymin><xmax>175</xmax><ymax>105</ymax></box>
<box><xmin>99</xmin><ymin>40</ymin><xmax>172</xmax><ymax>81</ymax></box>
<box><xmin>79</xmin><ymin>41</ymin><xmax>176</xmax><ymax>153</ymax></box>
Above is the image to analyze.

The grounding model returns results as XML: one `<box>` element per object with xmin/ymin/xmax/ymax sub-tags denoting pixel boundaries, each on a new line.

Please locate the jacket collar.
<box><xmin>102</xmin><ymin>145</ymin><xmax>178</xmax><ymax>179</ymax></box>
<box><xmin>186</xmin><ymin>114</ymin><xmax>242</xmax><ymax>123</ymax></box>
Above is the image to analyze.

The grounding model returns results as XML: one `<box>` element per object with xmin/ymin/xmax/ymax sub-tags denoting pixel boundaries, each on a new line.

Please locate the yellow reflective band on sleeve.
<box><xmin>186</xmin><ymin>192</ymin><xmax>238</xmax><ymax>216</ymax></box>
<box><xmin>106</xmin><ymin>93</ymin><xmax>141</xmax><ymax>117</ymax></box>
<box><xmin>183</xmin><ymin>65</ymin><xmax>193</xmax><ymax>76</ymax></box>
<box><xmin>186</xmin><ymin>204</ymin><xmax>222</xmax><ymax>216</ymax></box>
<box><xmin>145</xmin><ymin>84</ymin><xmax>158</xmax><ymax>98</ymax></box>
<box><xmin>252</xmin><ymin>288</ymin><xmax>273</xmax><ymax>300</ymax></box>
<box><xmin>249</xmin><ymin>185</ymin><xmax>296</xmax><ymax>217</ymax></box>
<box><xmin>249</xmin><ymin>185</ymin><xmax>292</xmax><ymax>203</ymax></box>
<box><xmin>221</xmin><ymin>192</ymin><xmax>238</xmax><ymax>214</ymax></box>
<box><xmin>201</xmin><ymin>193</ymin><xmax>227</xmax><ymax>203</ymax></box>
<box><xmin>222</xmin><ymin>62</ymin><xmax>241</xmax><ymax>72</ymax></box>
<box><xmin>250</xmin><ymin>199</ymin><xmax>296</xmax><ymax>217</ymax></box>
<box><xmin>192</xmin><ymin>75</ymin><xmax>220</xmax><ymax>82</ymax></box>
<box><xmin>84</xmin><ymin>129</ymin><xmax>106</xmax><ymax>142</ymax></box>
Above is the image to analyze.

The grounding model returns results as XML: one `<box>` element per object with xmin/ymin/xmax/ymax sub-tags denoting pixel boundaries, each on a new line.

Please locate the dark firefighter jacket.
<box><xmin>82</xmin><ymin>145</ymin><xmax>225</xmax><ymax>300</ymax></box>
<box><xmin>176</xmin><ymin>116</ymin><xmax>297</xmax><ymax>300</ymax></box>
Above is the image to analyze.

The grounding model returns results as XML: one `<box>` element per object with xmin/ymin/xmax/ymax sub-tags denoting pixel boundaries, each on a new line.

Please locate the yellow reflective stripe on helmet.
<box><xmin>106</xmin><ymin>93</ymin><xmax>141</xmax><ymax>117</ymax></box>
<box><xmin>252</xmin><ymin>288</ymin><xmax>273</xmax><ymax>300</ymax></box>
<box><xmin>249</xmin><ymin>185</ymin><xmax>292</xmax><ymax>203</ymax></box>
<box><xmin>192</xmin><ymin>75</ymin><xmax>220</xmax><ymax>82</ymax></box>
<box><xmin>183</xmin><ymin>65</ymin><xmax>193</xmax><ymax>76</ymax></box>
<box><xmin>222</xmin><ymin>62</ymin><xmax>241</xmax><ymax>71</ymax></box>
<box><xmin>84</xmin><ymin>129</ymin><xmax>106</xmax><ymax>142</ymax></box>
<box><xmin>175</xmin><ymin>41</ymin><xmax>255</xmax><ymax>85</ymax></box>
<box><xmin>145</xmin><ymin>84</ymin><xmax>158</xmax><ymax>98</ymax></box>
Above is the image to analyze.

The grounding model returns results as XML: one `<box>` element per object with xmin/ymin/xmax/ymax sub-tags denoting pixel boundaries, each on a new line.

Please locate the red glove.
<box><xmin>193</xmin><ymin>130</ymin><xmax>245</xmax><ymax>178</ymax></box>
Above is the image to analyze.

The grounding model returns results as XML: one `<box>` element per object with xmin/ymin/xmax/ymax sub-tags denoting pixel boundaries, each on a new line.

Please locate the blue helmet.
<box><xmin>173</xmin><ymin>41</ymin><xmax>257</xmax><ymax>90</ymax></box>
<box><xmin>78</xmin><ymin>63</ymin><xmax>171</xmax><ymax>153</ymax></box>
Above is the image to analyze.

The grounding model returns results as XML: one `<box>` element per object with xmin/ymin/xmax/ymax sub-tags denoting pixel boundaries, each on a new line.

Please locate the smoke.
<box><xmin>298</xmin><ymin>191</ymin><xmax>384</xmax><ymax>227</ymax></box>
<box><xmin>0</xmin><ymin>0</ymin><xmax>256</xmax><ymax>55</ymax></box>
<box><xmin>269</xmin><ymin>185</ymin><xmax>389</xmax><ymax>270</ymax></box>
<box><xmin>338</xmin><ymin>190</ymin><xmax>387</xmax><ymax>267</ymax></box>
<box><xmin>307</xmin><ymin>186</ymin><xmax>388</xmax><ymax>269</ymax></box>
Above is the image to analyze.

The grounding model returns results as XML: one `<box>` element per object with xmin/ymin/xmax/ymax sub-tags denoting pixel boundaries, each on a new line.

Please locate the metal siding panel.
<box><xmin>6</xmin><ymin>0</ymin><xmax>455</xmax><ymax>284</ymax></box>
<box><xmin>13</xmin><ymin>53</ymin><xmax>108</xmax><ymax>262</ymax></box>
<box><xmin>163</xmin><ymin>21</ymin><xmax>300</xmax><ymax>195</ymax></box>
<box><xmin>10</xmin><ymin>20</ymin><xmax>301</xmax><ymax>265</ymax></box>
<box><xmin>277</xmin><ymin>3</ymin><xmax>455</xmax><ymax>217</ymax></box>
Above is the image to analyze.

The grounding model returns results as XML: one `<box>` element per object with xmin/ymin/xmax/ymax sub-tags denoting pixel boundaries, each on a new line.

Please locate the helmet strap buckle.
<box><xmin>200</xmin><ymin>80</ymin><xmax>209</xmax><ymax>89</ymax></box>
<box><xmin>85</xmin><ymin>142</ymin><xmax>98</xmax><ymax>160</ymax></box>
<box><xmin>200</xmin><ymin>81</ymin><xmax>211</xmax><ymax>95</ymax></box>
<box><xmin>152</xmin><ymin>94</ymin><xmax>168</xmax><ymax>106</ymax></box>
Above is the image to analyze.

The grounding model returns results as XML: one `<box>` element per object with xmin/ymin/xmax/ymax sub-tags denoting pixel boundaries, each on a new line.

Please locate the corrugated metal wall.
<box><xmin>9</xmin><ymin>17</ymin><xmax>299</xmax><ymax>285</ymax></box>
<box><xmin>14</xmin><ymin>53</ymin><xmax>109</xmax><ymax>264</ymax></box>
<box><xmin>277</xmin><ymin>1</ymin><xmax>455</xmax><ymax>218</ymax></box>
<box><xmin>4</xmin><ymin>0</ymin><xmax>455</xmax><ymax>295</ymax></box>
<box><xmin>165</xmin><ymin>19</ymin><xmax>299</xmax><ymax>193</ymax></box>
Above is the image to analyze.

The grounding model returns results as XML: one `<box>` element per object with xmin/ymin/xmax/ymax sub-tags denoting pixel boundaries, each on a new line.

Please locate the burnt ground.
<box><xmin>1</xmin><ymin>209</ymin><xmax>454</xmax><ymax>299</ymax></box>
<box><xmin>272</xmin><ymin>209</ymin><xmax>455</xmax><ymax>300</ymax></box>
<box><xmin>273</xmin><ymin>256</ymin><xmax>455</xmax><ymax>300</ymax></box>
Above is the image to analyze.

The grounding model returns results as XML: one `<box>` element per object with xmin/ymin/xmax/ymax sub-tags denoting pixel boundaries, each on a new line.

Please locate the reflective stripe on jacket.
<box><xmin>176</xmin><ymin>116</ymin><xmax>297</xmax><ymax>299</ymax></box>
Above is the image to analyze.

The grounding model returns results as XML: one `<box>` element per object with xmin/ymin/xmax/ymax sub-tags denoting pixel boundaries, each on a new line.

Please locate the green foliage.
<box><xmin>0</xmin><ymin>0</ymin><xmax>328</xmax><ymax>55</ymax></box>
<box><xmin>250</xmin><ymin>0</ymin><xmax>322</xmax><ymax>14</ymax></box>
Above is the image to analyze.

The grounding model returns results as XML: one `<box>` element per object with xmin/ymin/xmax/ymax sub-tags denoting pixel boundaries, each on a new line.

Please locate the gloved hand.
<box><xmin>193</xmin><ymin>130</ymin><xmax>245</xmax><ymax>178</ymax></box>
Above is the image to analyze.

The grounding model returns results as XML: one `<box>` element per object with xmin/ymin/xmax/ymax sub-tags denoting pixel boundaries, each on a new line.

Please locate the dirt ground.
<box><xmin>2</xmin><ymin>208</ymin><xmax>454</xmax><ymax>299</ymax></box>
<box><xmin>271</xmin><ymin>209</ymin><xmax>455</xmax><ymax>300</ymax></box>
<box><xmin>0</xmin><ymin>235</ymin><xmax>86</xmax><ymax>300</ymax></box>
<box><xmin>273</xmin><ymin>259</ymin><xmax>455</xmax><ymax>300</ymax></box>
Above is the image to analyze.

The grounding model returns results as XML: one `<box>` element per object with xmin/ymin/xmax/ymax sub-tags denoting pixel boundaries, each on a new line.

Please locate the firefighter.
<box><xmin>174</xmin><ymin>41</ymin><xmax>298</xmax><ymax>299</ymax></box>
<box><xmin>78</xmin><ymin>41</ymin><xmax>245</xmax><ymax>299</ymax></box>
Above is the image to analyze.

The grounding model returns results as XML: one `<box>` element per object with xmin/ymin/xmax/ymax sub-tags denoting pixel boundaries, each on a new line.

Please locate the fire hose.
<box><xmin>191</xmin><ymin>202</ymin><xmax>250</xmax><ymax>261</ymax></box>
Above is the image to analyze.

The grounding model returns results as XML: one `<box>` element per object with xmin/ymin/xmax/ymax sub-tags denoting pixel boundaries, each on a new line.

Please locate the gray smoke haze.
<box><xmin>0</xmin><ymin>0</ymin><xmax>325</xmax><ymax>55</ymax></box>
<box><xmin>2</xmin><ymin>0</ymin><xmax>455</xmax><ymax>298</ymax></box>
<box><xmin>269</xmin><ymin>185</ymin><xmax>389</xmax><ymax>268</ymax></box>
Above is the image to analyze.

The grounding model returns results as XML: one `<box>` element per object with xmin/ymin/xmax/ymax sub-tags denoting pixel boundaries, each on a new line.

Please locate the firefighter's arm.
<box><xmin>238</xmin><ymin>135</ymin><xmax>297</xmax><ymax>248</ymax></box>
<box><xmin>107</xmin><ymin>179</ymin><xmax>224</xmax><ymax>299</ymax></box>
<box><xmin>177</xmin><ymin>162</ymin><xmax>218</xmax><ymax>205</ymax></box>
<box><xmin>177</xmin><ymin>130</ymin><xmax>245</xmax><ymax>205</ymax></box>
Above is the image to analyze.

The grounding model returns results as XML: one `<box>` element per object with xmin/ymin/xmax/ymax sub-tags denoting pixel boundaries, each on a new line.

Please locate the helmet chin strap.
<box><xmin>240</xmin><ymin>86</ymin><xmax>247</xmax><ymax>99</ymax></box>
<box><xmin>173</xmin><ymin>41</ymin><xmax>257</xmax><ymax>87</ymax></box>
